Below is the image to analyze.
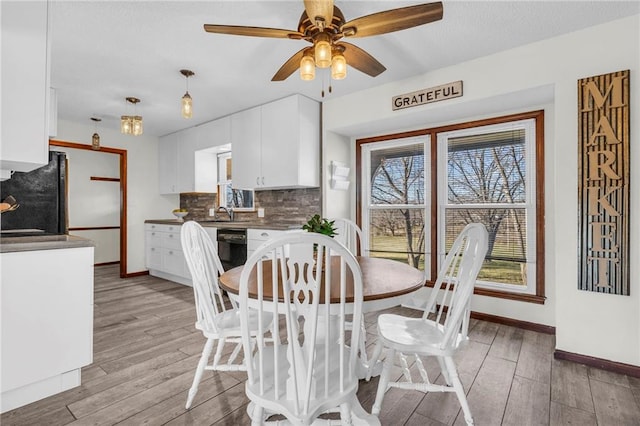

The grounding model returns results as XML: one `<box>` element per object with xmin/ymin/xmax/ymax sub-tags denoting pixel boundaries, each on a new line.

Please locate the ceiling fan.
<box><xmin>203</xmin><ymin>0</ymin><xmax>443</xmax><ymax>82</ymax></box>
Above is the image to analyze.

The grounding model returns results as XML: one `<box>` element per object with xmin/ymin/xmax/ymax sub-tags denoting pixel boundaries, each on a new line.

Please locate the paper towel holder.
<box><xmin>330</xmin><ymin>161</ymin><xmax>350</xmax><ymax>190</ymax></box>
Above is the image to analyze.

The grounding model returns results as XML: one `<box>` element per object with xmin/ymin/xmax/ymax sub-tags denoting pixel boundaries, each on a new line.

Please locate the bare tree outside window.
<box><xmin>368</xmin><ymin>143</ymin><xmax>426</xmax><ymax>269</ymax></box>
<box><xmin>445</xmin><ymin>129</ymin><xmax>528</xmax><ymax>285</ymax></box>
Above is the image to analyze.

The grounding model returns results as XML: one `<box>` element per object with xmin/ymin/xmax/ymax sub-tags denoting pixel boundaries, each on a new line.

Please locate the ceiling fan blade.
<box><xmin>338</xmin><ymin>42</ymin><xmax>386</xmax><ymax>77</ymax></box>
<box><xmin>271</xmin><ymin>48</ymin><xmax>308</xmax><ymax>81</ymax></box>
<box><xmin>304</xmin><ymin>0</ymin><xmax>334</xmax><ymax>27</ymax></box>
<box><xmin>341</xmin><ymin>2</ymin><xmax>443</xmax><ymax>38</ymax></box>
<box><xmin>204</xmin><ymin>24</ymin><xmax>303</xmax><ymax>40</ymax></box>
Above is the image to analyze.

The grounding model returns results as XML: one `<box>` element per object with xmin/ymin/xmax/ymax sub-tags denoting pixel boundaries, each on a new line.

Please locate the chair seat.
<box><xmin>246</xmin><ymin>344</ymin><xmax>359</xmax><ymax>422</ymax></box>
<box><xmin>197</xmin><ymin>308</ymin><xmax>271</xmax><ymax>339</ymax></box>
<box><xmin>377</xmin><ymin>314</ymin><xmax>458</xmax><ymax>356</ymax></box>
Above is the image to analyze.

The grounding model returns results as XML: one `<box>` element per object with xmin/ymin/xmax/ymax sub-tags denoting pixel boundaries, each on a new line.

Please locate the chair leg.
<box><xmin>339</xmin><ymin>402</ymin><xmax>353</xmax><ymax>425</ymax></box>
<box><xmin>366</xmin><ymin>338</ymin><xmax>384</xmax><ymax>381</ymax></box>
<box><xmin>437</xmin><ymin>356</ymin><xmax>452</xmax><ymax>385</ymax></box>
<box><xmin>444</xmin><ymin>356</ymin><xmax>473</xmax><ymax>425</ymax></box>
<box><xmin>186</xmin><ymin>338</ymin><xmax>215</xmax><ymax>409</ymax></box>
<box><xmin>372</xmin><ymin>348</ymin><xmax>395</xmax><ymax>416</ymax></box>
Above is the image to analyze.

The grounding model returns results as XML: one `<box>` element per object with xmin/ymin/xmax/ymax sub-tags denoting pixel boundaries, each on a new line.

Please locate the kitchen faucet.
<box><xmin>217</xmin><ymin>206</ymin><xmax>234</xmax><ymax>222</ymax></box>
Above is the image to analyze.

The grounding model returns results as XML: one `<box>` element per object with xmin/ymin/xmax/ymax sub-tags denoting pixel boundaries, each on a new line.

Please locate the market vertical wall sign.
<box><xmin>578</xmin><ymin>70</ymin><xmax>630</xmax><ymax>295</ymax></box>
<box><xmin>392</xmin><ymin>81</ymin><xmax>463</xmax><ymax>111</ymax></box>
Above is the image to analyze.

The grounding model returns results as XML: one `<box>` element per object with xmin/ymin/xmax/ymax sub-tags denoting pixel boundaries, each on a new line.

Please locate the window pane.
<box><xmin>448</xmin><ymin>129</ymin><xmax>526</xmax><ymax>204</ymax></box>
<box><xmin>370</xmin><ymin>143</ymin><xmax>424</xmax><ymax>205</ymax></box>
<box><xmin>369</xmin><ymin>208</ymin><xmax>425</xmax><ymax>270</ymax></box>
<box><xmin>445</xmin><ymin>208</ymin><xmax>527</xmax><ymax>286</ymax></box>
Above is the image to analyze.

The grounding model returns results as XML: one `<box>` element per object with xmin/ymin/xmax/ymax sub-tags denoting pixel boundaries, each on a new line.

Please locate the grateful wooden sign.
<box><xmin>578</xmin><ymin>70</ymin><xmax>630</xmax><ymax>295</ymax></box>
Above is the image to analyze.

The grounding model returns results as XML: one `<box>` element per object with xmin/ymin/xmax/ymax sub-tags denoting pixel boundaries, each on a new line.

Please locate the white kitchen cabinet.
<box><xmin>145</xmin><ymin>223</ymin><xmax>217</xmax><ymax>286</ymax></box>
<box><xmin>158</xmin><ymin>133</ymin><xmax>179</xmax><ymax>194</ymax></box>
<box><xmin>177</xmin><ymin>127</ymin><xmax>198</xmax><ymax>193</ymax></box>
<box><xmin>247</xmin><ymin>228</ymin><xmax>286</xmax><ymax>259</ymax></box>
<box><xmin>159</xmin><ymin>117</ymin><xmax>231</xmax><ymax>194</ymax></box>
<box><xmin>0</xmin><ymin>0</ymin><xmax>52</xmax><ymax>175</ymax></box>
<box><xmin>1</xmin><ymin>245</ymin><xmax>94</xmax><ymax>412</ymax></box>
<box><xmin>232</xmin><ymin>94</ymin><xmax>320</xmax><ymax>190</ymax></box>
<box><xmin>231</xmin><ymin>106</ymin><xmax>262</xmax><ymax>189</ymax></box>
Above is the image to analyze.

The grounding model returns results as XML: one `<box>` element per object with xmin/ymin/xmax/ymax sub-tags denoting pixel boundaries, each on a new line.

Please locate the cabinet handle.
<box><xmin>151</xmin><ymin>248</ymin><xmax>155</xmax><ymax>251</ymax></box>
<box><xmin>169</xmin><ymin>251</ymin><xmax>173</xmax><ymax>255</ymax></box>
<box><xmin>169</xmin><ymin>234</ymin><xmax>174</xmax><ymax>238</ymax></box>
<box><xmin>256</xmin><ymin>177</ymin><xmax>260</xmax><ymax>185</ymax></box>
<box><xmin>261</xmin><ymin>232</ymin><xmax>268</xmax><ymax>237</ymax></box>
<box><xmin>262</xmin><ymin>177</ymin><xmax>265</xmax><ymax>185</ymax></box>
<box><xmin>151</xmin><ymin>232</ymin><xmax>156</xmax><ymax>236</ymax></box>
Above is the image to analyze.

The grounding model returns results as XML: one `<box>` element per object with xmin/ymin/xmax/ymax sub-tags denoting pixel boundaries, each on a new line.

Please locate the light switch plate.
<box><xmin>209</xmin><ymin>208</ymin><xmax>216</xmax><ymax>217</ymax></box>
<box><xmin>257</xmin><ymin>208</ymin><xmax>265</xmax><ymax>218</ymax></box>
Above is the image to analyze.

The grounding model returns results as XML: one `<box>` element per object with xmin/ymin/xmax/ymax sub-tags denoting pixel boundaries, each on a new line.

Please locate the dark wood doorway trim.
<box><xmin>49</xmin><ymin>139</ymin><xmax>128</xmax><ymax>278</ymax></box>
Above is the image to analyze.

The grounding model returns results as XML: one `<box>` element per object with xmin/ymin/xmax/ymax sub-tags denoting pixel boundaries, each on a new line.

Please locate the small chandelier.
<box><xmin>90</xmin><ymin>117</ymin><xmax>101</xmax><ymax>150</ymax></box>
<box><xmin>314</xmin><ymin>33</ymin><xmax>332</xmax><ymax>68</ymax></box>
<box><xmin>180</xmin><ymin>69</ymin><xmax>195</xmax><ymax>119</ymax></box>
<box><xmin>120</xmin><ymin>97</ymin><xmax>143</xmax><ymax>136</ymax></box>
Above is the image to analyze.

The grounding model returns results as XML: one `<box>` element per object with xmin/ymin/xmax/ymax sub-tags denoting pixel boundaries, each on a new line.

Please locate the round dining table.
<box><xmin>218</xmin><ymin>256</ymin><xmax>426</xmax><ymax>314</ymax></box>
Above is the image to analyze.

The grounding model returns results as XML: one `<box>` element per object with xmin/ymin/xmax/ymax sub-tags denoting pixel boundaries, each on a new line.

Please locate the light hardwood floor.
<box><xmin>3</xmin><ymin>264</ymin><xmax>640</xmax><ymax>425</ymax></box>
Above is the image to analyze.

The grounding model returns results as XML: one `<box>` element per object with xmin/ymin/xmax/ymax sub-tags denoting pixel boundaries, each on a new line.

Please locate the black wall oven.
<box><xmin>217</xmin><ymin>228</ymin><xmax>247</xmax><ymax>271</ymax></box>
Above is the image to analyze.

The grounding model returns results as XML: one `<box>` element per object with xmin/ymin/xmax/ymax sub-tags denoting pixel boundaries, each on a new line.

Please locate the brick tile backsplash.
<box><xmin>180</xmin><ymin>188</ymin><xmax>320</xmax><ymax>226</ymax></box>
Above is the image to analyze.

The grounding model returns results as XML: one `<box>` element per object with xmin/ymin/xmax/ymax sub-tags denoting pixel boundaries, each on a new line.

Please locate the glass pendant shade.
<box><xmin>314</xmin><ymin>33</ymin><xmax>332</xmax><ymax>68</ymax></box>
<box><xmin>120</xmin><ymin>115</ymin><xmax>132</xmax><ymax>134</ymax></box>
<box><xmin>300</xmin><ymin>53</ymin><xmax>315</xmax><ymax>81</ymax></box>
<box><xmin>92</xmin><ymin>133</ymin><xmax>100</xmax><ymax>150</ymax></box>
<box><xmin>182</xmin><ymin>92</ymin><xmax>193</xmax><ymax>118</ymax></box>
<box><xmin>132</xmin><ymin>116</ymin><xmax>143</xmax><ymax>136</ymax></box>
<box><xmin>331</xmin><ymin>52</ymin><xmax>347</xmax><ymax>80</ymax></box>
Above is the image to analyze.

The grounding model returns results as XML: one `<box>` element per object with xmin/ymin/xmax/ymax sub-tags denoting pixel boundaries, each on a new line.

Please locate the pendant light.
<box><xmin>180</xmin><ymin>69</ymin><xmax>194</xmax><ymax>119</ymax></box>
<box><xmin>120</xmin><ymin>97</ymin><xmax>143</xmax><ymax>136</ymax></box>
<box><xmin>90</xmin><ymin>117</ymin><xmax>101</xmax><ymax>150</ymax></box>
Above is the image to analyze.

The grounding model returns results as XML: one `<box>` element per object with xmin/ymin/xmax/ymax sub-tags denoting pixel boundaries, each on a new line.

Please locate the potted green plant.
<box><xmin>303</xmin><ymin>215</ymin><xmax>337</xmax><ymax>270</ymax></box>
<box><xmin>302</xmin><ymin>214</ymin><xmax>337</xmax><ymax>237</ymax></box>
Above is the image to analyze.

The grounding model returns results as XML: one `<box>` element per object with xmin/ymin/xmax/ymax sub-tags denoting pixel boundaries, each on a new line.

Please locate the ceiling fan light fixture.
<box><xmin>331</xmin><ymin>51</ymin><xmax>347</xmax><ymax>80</ymax></box>
<box><xmin>314</xmin><ymin>32</ymin><xmax>332</xmax><ymax>68</ymax></box>
<box><xmin>180</xmin><ymin>69</ymin><xmax>195</xmax><ymax>119</ymax></box>
<box><xmin>300</xmin><ymin>50</ymin><xmax>315</xmax><ymax>81</ymax></box>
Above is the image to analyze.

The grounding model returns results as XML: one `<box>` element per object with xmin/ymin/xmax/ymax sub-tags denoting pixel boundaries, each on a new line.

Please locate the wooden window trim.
<box><xmin>356</xmin><ymin>110</ymin><xmax>545</xmax><ymax>304</ymax></box>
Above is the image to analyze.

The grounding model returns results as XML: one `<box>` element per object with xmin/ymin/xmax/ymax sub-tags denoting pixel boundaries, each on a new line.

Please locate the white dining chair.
<box><xmin>330</xmin><ymin>218</ymin><xmax>371</xmax><ymax>374</ymax></box>
<box><xmin>180</xmin><ymin>221</ymin><xmax>271</xmax><ymax>410</ymax></box>
<box><xmin>331</xmin><ymin>217</ymin><xmax>368</xmax><ymax>257</ymax></box>
<box><xmin>371</xmin><ymin>223</ymin><xmax>488</xmax><ymax>425</ymax></box>
<box><xmin>238</xmin><ymin>232</ymin><xmax>379</xmax><ymax>425</ymax></box>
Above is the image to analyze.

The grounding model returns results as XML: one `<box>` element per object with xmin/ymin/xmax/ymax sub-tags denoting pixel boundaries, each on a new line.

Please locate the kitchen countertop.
<box><xmin>0</xmin><ymin>235</ymin><xmax>95</xmax><ymax>253</ymax></box>
<box><xmin>145</xmin><ymin>219</ymin><xmax>304</xmax><ymax>231</ymax></box>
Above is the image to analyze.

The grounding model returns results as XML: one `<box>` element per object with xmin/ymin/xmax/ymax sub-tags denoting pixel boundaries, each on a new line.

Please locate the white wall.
<box><xmin>55</xmin><ymin>119</ymin><xmax>177</xmax><ymax>273</ymax></box>
<box><xmin>322</xmin><ymin>15</ymin><xmax>640</xmax><ymax>365</ymax></box>
<box><xmin>53</xmin><ymin>146</ymin><xmax>120</xmax><ymax>264</ymax></box>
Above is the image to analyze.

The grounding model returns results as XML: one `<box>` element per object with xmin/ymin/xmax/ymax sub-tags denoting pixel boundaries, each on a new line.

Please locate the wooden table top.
<box><xmin>219</xmin><ymin>256</ymin><xmax>425</xmax><ymax>304</ymax></box>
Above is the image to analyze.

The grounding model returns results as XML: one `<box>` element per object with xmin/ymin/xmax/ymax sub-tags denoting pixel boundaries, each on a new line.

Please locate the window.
<box><xmin>361</xmin><ymin>137</ymin><xmax>431</xmax><ymax>278</ymax></box>
<box><xmin>438</xmin><ymin>119</ymin><xmax>537</xmax><ymax>295</ymax></box>
<box><xmin>217</xmin><ymin>152</ymin><xmax>254</xmax><ymax>211</ymax></box>
<box><xmin>357</xmin><ymin>111</ymin><xmax>545</xmax><ymax>303</ymax></box>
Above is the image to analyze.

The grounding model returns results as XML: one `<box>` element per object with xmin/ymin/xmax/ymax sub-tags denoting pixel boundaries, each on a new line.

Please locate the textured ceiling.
<box><xmin>49</xmin><ymin>1</ymin><xmax>640</xmax><ymax>137</ymax></box>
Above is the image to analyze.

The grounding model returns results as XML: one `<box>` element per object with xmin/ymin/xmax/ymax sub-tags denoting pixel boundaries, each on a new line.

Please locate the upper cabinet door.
<box><xmin>261</xmin><ymin>95</ymin><xmax>320</xmax><ymax>189</ymax></box>
<box><xmin>1</xmin><ymin>0</ymin><xmax>51</xmax><ymax>174</ymax></box>
<box><xmin>158</xmin><ymin>133</ymin><xmax>179</xmax><ymax>194</ymax></box>
<box><xmin>231</xmin><ymin>106</ymin><xmax>261</xmax><ymax>189</ymax></box>
<box><xmin>176</xmin><ymin>127</ymin><xmax>198</xmax><ymax>193</ymax></box>
<box><xmin>196</xmin><ymin>116</ymin><xmax>231</xmax><ymax>150</ymax></box>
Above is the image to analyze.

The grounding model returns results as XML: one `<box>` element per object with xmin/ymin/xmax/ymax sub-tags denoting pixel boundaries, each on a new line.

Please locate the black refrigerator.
<box><xmin>0</xmin><ymin>151</ymin><xmax>68</xmax><ymax>235</ymax></box>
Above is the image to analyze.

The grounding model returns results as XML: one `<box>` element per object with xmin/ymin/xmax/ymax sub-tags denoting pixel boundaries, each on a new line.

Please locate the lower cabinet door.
<box><xmin>163</xmin><ymin>248</ymin><xmax>187</xmax><ymax>278</ymax></box>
